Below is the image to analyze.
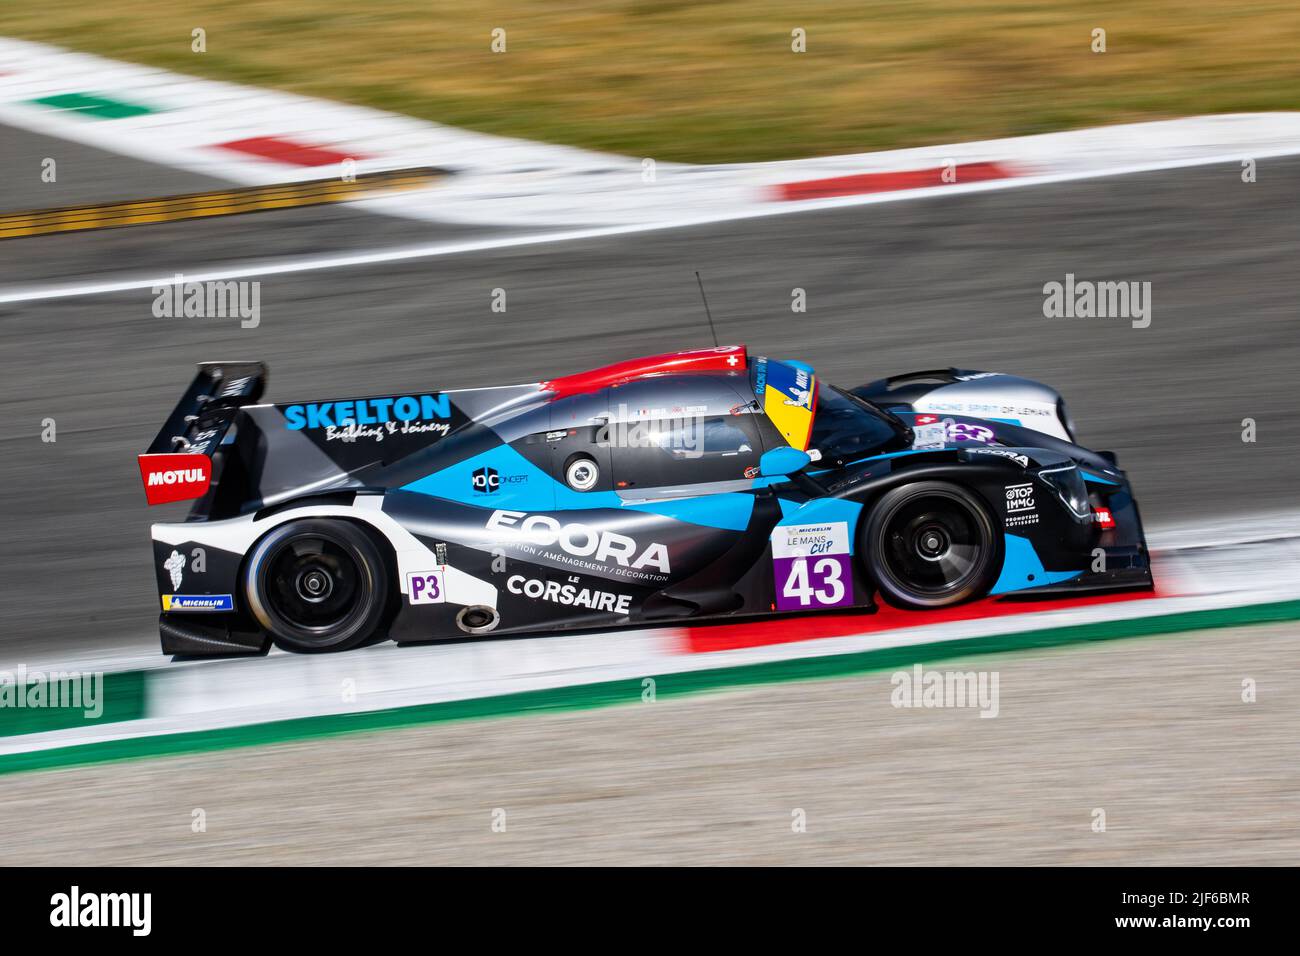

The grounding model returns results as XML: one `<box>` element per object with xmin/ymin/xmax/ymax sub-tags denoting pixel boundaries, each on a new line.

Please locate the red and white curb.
<box><xmin>2</xmin><ymin>517</ymin><xmax>1298</xmax><ymax>758</ymax></box>
<box><xmin>4</xmin><ymin>37</ymin><xmax>1300</xmax><ymax>228</ymax></box>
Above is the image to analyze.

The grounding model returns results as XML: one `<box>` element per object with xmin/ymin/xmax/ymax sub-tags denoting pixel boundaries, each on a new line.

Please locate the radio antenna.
<box><xmin>694</xmin><ymin>271</ymin><xmax>720</xmax><ymax>347</ymax></box>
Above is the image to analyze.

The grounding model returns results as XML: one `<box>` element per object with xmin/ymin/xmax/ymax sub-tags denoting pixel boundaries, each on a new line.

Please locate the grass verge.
<box><xmin>3</xmin><ymin>2</ymin><xmax>1300</xmax><ymax>162</ymax></box>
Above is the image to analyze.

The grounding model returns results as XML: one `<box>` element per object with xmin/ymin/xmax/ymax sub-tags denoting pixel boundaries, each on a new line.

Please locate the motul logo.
<box><xmin>138</xmin><ymin>454</ymin><xmax>211</xmax><ymax>505</ymax></box>
<box><xmin>149</xmin><ymin>468</ymin><xmax>205</xmax><ymax>485</ymax></box>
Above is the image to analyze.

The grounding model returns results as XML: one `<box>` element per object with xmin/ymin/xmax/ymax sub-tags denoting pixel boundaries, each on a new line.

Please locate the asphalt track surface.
<box><xmin>6</xmin><ymin>624</ymin><xmax>1297</xmax><ymax>865</ymax></box>
<box><xmin>2</xmin><ymin>122</ymin><xmax>1299</xmax><ymax>662</ymax></box>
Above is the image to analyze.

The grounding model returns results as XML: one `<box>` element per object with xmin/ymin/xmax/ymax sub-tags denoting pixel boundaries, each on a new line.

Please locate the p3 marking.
<box><xmin>405</xmin><ymin>569</ymin><xmax>447</xmax><ymax>605</ymax></box>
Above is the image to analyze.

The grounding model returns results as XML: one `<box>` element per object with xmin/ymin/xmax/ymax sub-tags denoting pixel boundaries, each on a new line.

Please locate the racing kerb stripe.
<box><xmin>0</xmin><ymin>167</ymin><xmax>446</xmax><ymax>240</ymax></box>
<box><xmin>771</xmin><ymin>162</ymin><xmax>1018</xmax><ymax>201</ymax></box>
<box><xmin>214</xmin><ymin>135</ymin><xmax>368</xmax><ymax>167</ymax></box>
<box><xmin>26</xmin><ymin>91</ymin><xmax>158</xmax><ymax>119</ymax></box>
<box><xmin>1</xmin><ymin>598</ymin><xmax>1297</xmax><ymax>776</ymax></box>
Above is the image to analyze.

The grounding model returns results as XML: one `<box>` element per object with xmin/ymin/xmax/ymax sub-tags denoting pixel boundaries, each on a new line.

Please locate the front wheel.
<box><xmin>863</xmin><ymin>481</ymin><xmax>998</xmax><ymax>609</ymax></box>
<box><xmin>244</xmin><ymin>519</ymin><xmax>390</xmax><ymax>653</ymax></box>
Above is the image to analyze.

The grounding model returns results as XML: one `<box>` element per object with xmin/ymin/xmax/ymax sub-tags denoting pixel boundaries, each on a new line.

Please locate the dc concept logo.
<box><xmin>471</xmin><ymin>467</ymin><xmax>526</xmax><ymax>494</ymax></box>
<box><xmin>472</xmin><ymin>466</ymin><xmax>501</xmax><ymax>494</ymax></box>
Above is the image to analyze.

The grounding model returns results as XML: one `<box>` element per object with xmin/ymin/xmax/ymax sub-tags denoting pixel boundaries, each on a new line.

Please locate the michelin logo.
<box><xmin>162</xmin><ymin>594</ymin><xmax>234</xmax><ymax>611</ymax></box>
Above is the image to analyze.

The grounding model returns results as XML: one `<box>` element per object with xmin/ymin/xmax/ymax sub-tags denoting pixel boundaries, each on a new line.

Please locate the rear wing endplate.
<box><xmin>137</xmin><ymin>362</ymin><xmax>268</xmax><ymax>505</ymax></box>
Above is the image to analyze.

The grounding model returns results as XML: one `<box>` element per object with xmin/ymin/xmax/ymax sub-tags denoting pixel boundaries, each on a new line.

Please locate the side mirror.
<box><xmin>758</xmin><ymin>446</ymin><xmax>812</xmax><ymax>477</ymax></box>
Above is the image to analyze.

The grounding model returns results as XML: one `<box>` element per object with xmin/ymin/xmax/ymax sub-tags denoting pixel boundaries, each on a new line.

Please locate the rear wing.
<box><xmin>137</xmin><ymin>362</ymin><xmax>268</xmax><ymax>505</ymax></box>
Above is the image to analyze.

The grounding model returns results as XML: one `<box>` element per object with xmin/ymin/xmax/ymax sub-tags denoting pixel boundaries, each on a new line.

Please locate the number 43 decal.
<box><xmin>781</xmin><ymin>557</ymin><xmax>846</xmax><ymax>607</ymax></box>
<box><xmin>771</xmin><ymin>521</ymin><xmax>855</xmax><ymax>611</ymax></box>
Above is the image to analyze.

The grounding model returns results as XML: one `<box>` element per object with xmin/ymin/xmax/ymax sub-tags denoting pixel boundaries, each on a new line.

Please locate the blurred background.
<box><xmin>1</xmin><ymin>3</ymin><xmax>1297</xmax><ymax>866</ymax></box>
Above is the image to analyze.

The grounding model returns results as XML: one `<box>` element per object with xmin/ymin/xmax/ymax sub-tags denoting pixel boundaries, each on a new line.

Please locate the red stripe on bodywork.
<box><xmin>213</xmin><ymin>136</ymin><xmax>363</xmax><ymax>167</ymax></box>
<box><xmin>542</xmin><ymin>345</ymin><xmax>748</xmax><ymax>399</ymax></box>
<box><xmin>680</xmin><ymin>589</ymin><xmax>1157</xmax><ymax>654</ymax></box>
<box><xmin>771</xmin><ymin>161</ymin><xmax>1016</xmax><ymax>202</ymax></box>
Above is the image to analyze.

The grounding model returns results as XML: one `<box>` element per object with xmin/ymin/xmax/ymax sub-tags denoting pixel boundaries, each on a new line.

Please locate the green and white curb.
<box><xmin>0</xmin><ymin>596</ymin><xmax>1297</xmax><ymax>777</ymax></box>
<box><xmin>2</xmin><ymin>526</ymin><xmax>1298</xmax><ymax>776</ymax></box>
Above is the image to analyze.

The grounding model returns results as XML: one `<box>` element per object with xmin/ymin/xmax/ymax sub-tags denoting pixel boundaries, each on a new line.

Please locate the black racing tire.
<box><xmin>863</xmin><ymin>481</ymin><xmax>999</xmax><ymax>610</ymax></box>
<box><xmin>244</xmin><ymin>519</ymin><xmax>390</xmax><ymax>653</ymax></box>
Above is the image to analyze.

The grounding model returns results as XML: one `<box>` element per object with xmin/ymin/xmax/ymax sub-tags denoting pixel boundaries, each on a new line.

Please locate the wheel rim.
<box><xmin>264</xmin><ymin>535</ymin><xmax>362</xmax><ymax>634</ymax></box>
<box><xmin>880</xmin><ymin>494</ymin><xmax>987</xmax><ymax>598</ymax></box>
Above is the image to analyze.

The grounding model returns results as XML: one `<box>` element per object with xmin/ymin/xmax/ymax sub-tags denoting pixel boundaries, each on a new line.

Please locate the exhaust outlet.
<box><xmin>455</xmin><ymin>605</ymin><xmax>500</xmax><ymax>634</ymax></box>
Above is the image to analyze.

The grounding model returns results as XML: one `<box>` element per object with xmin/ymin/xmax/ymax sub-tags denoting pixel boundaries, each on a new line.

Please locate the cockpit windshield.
<box><xmin>810</xmin><ymin>386</ymin><xmax>911</xmax><ymax>465</ymax></box>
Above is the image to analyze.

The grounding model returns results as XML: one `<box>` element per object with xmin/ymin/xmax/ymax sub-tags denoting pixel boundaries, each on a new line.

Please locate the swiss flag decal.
<box><xmin>138</xmin><ymin>454</ymin><xmax>211</xmax><ymax>505</ymax></box>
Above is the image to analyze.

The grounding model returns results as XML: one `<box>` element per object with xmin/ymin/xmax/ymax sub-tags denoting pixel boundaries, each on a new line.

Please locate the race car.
<box><xmin>138</xmin><ymin>345</ymin><xmax>1152</xmax><ymax>656</ymax></box>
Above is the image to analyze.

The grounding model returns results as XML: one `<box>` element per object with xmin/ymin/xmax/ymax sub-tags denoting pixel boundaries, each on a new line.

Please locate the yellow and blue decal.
<box><xmin>756</xmin><ymin>359</ymin><xmax>818</xmax><ymax>450</ymax></box>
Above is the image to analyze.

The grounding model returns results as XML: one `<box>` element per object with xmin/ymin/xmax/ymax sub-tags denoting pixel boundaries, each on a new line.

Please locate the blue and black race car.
<box><xmin>137</xmin><ymin>345</ymin><xmax>1152</xmax><ymax>655</ymax></box>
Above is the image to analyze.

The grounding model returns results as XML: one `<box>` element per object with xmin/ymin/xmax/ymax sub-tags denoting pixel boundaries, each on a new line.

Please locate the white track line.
<box><xmin>4</xmin><ymin>145</ymin><xmax>1300</xmax><ymax>306</ymax></box>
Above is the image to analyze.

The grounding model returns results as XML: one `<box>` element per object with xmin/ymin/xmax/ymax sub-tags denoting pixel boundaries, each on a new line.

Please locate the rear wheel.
<box><xmin>244</xmin><ymin>519</ymin><xmax>389</xmax><ymax>653</ymax></box>
<box><xmin>864</xmin><ymin>481</ymin><xmax>998</xmax><ymax>609</ymax></box>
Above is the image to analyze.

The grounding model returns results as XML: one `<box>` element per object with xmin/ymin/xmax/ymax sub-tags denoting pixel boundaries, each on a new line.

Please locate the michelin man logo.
<box><xmin>164</xmin><ymin>549</ymin><xmax>186</xmax><ymax>590</ymax></box>
<box><xmin>784</xmin><ymin>386</ymin><xmax>813</xmax><ymax>409</ymax></box>
<box><xmin>782</xmin><ymin>368</ymin><xmax>814</xmax><ymax>409</ymax></box>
